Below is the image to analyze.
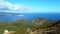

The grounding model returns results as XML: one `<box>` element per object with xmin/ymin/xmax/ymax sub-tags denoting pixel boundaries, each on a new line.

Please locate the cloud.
<box><xmin>0</xmin><ymin>0</ymin><xmax>5</xmax><ymax>1</ymax></box>
<box><xmin>13</xmin><ymin>4</ymin><xmax>30</xmax><ymax>11</ymax></box>
<box><xmin>0</xmin><ymin>0</ymin><xmax>30</xmax><ymax>11</ymax></box>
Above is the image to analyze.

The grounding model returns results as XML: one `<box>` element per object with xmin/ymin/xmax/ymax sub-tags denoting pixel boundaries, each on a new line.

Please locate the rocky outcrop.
<box><xmin>3</xmin><ymin>30</ymin><xmax>15</xmax><ymax>34</ymax></box>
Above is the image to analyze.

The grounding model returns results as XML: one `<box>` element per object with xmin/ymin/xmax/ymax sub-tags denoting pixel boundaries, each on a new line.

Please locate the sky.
<box><xmin>0</xmin><ymin>0</ymin><xmax>60</xmax><ymax>13</ymax></box>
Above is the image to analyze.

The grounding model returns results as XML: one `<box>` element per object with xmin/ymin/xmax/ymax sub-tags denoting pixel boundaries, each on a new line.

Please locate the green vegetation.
<box><xmin>0</xmin><ymin>17</ymin><xmax>60</xmax><ymax>34</ymax></box>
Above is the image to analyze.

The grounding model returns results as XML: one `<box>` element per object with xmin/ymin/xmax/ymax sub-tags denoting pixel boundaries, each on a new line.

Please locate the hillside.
<box><xmin>0</xmin><ymin>17</ymin><xmax>59</xmax><ymax>34</ymax></box>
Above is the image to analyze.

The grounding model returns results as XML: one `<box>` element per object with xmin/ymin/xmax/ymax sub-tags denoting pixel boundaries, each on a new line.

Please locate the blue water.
<box><xmin>0</xmin><ymin>13</ymin><xmax>60</xmax><ymax>22</ymax></box>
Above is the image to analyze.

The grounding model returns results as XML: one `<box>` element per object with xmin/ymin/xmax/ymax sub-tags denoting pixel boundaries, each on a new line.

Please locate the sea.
<box><xmin>0</xmin><ymin>13</ymin><xmax>60</xmax><ymax>22</ymax></box>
